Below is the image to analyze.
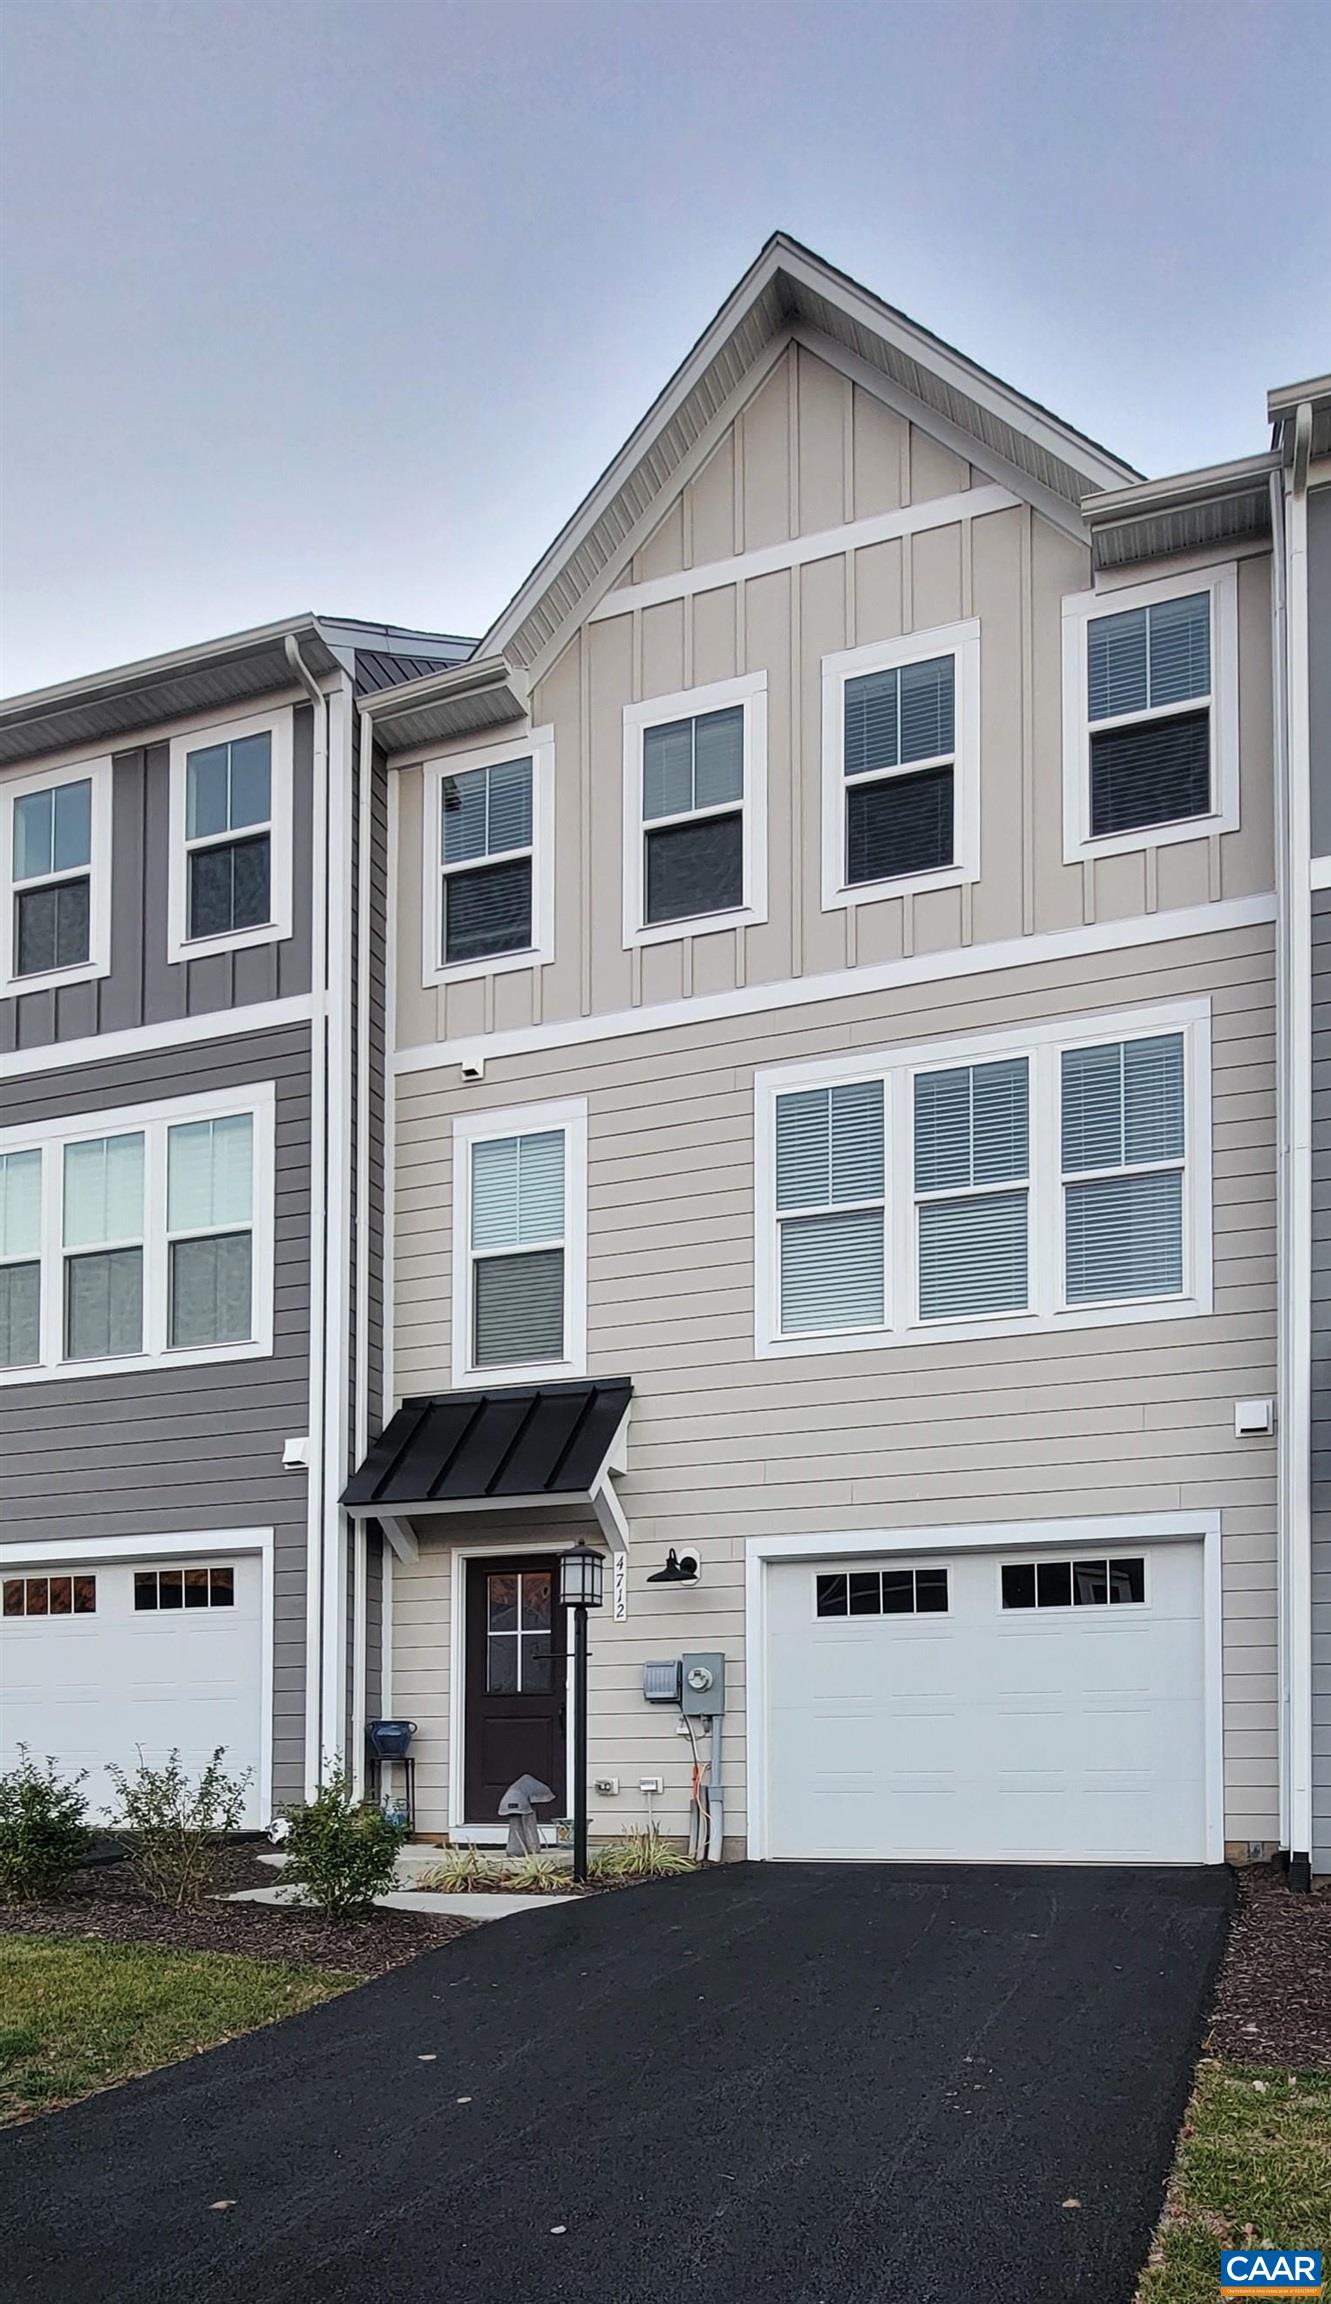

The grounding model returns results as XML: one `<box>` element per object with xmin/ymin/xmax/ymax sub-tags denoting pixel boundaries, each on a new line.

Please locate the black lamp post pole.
<box><xmin>572</xmin><ymin>1601</ymin><xmax>589</xmax><ymax>1884</ymax></box>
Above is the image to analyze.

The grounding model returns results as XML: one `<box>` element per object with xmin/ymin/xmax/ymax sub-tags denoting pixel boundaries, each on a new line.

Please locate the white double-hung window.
<box><xmin>1061</xmin><ymin>564</ymin><xmax>1238</xmax><ymax>860</ymax></box>
<box><xmin>422</xmin><ymin>730</ymin><xmax>555</xmax><ymax>985</ymax></box>
<box><xmin>622</xmin><ymin>673</ymin><xmax>768</xmax><ymax>946</ymax></box>
<box><xmin>452</xmin><ymin>1100</ymin><xmax>587</xmax><ymax>1383</ymax></box>
<box><xmin>168</xmin><ymin>710</ymin><xmax>294</xmax><ymax>961</ymax></box>
<box><xmin>1</xmin><ymin>757</ymin><xmax>112</xmax><ymax>995</ymax></box>
<box><xmin>755</xmin><ymin>1002</ymin><xmax>1210</xmax><ymax>1358</ymax></box>
<box><xmin>0</xmin><ymin>1085</ymin><xmax>274</xmax><ymax>1383</ymax></box>
<box><xmin>821</xmin><ymin>621</ymin><xmax>980</xmax><ymax>910</ymax></box>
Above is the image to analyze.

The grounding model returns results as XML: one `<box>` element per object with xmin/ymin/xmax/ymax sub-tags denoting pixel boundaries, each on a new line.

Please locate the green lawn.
<box><xmin>0</xmin><ymin>1933</ymin><xmax>354</xmax><ymax>2125</ymax></box>
<box><xmin>1138</xmin><ymin>2062</ymin><xmax>1331</xmax><ymax>2301</ymax></box>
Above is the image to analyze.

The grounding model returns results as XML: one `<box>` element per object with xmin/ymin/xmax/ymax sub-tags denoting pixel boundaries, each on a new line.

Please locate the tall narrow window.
<box><xmin>166</xmin><ymin>1114</ymin><xmax>255</xmax><ymax>1348</ymax></box>
<box><xmin>440</xmin><ymin>758</ymin><xmax>533</xmax><ymax>965</ymax></box>
<box><xmin>62</xmin><ymin>1132</ymin><xmax>144</xmax><ymax>1361</ymax></box>
<box><xmin>914</xmin><ymin>1059</ymin><xmax>1029</xmax><ymax>1321</ymax></box>
<box><xmin>775</xmin><ymin>1081</ymin><xmax>885</xmax><ymax>1335</ymax></box>
<box><xmin>11</xmin><ymin>777</ymin><xmax>92</xmax><ymax>978</ymax></box>
<box><xmin>470</xmin><ymin>1129</ymin><xmax>566</xmax><ymax>1368</ymax></box>
<box><xmin>843</xmin><ymin>654</ymin><xmax>955</xmax><ymax>885</ymax></box>
<box><xmin>641</xmin><ymin>707</ymin><xmax>745</xmax><ymax>926</ymax></box>
<box><xmin>0</xmin><ymin>1149</ymin><xmax>41</xmax><ymax>1369</ymax></box>
<box><xmin>1062</xmin><ymin>1034</ymin><xmax>1186</xmax><ymax>1303</ymax></box>
<box><xmin>183</xmin><ymin>730</ymin><xmax>273</xmax><ymax>940</ymax></box>
<box><xmin>1086</xmin><ymin>592</ymin><xmax>1211</xmax><ymax>837</ymax></box>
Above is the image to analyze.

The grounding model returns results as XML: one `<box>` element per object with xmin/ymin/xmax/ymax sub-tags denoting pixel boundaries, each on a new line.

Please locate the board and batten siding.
<box><xmin>1</xmin><ymin>698</ymin><xmax>315</xmax><ymax>1057</ymax></box>
<box><xmin>390</xmin><ymin>921</ymin><xmax>1278</xmax><ymax>1850</ymax></box>
<box><xmin>393</xmin><ymin>341</ymin><xmax>1274</xmax><ymax>1056</ymax></box>
<box><xmin>1311</xmin><ymin>889</ymin><xmax>1331</xmax><ymax>1871</ymax></box>
<box><xmin>0</xmin><ymin>1023</ymin><xmax>313</xmax><ymax>1803</ymax></box>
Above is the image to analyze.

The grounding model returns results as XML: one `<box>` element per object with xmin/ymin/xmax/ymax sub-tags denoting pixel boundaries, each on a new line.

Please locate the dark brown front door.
<box><xmin>463</xmin><ymin>1556</ymin><xmax>566</xmax><ymax>1823</ymax></box>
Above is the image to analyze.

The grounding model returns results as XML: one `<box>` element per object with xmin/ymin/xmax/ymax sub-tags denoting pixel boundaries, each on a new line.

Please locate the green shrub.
<box><xmin>282</xmin><ymin>1764</ymin><xmax>406</xmax><ymax>1918</ymax></box>
<box><xmin>590</xmin><ymin>1828</ymin><xmax>695</xmax><ymax>1880</ymax></box>
<box><xmin>0</xmin><ymin>1749</ymin><xmax>91</xmax><ymax>1903</ymax></box>
<box><xmin>502</xmin><ymin>1852</ymin><xmax>572</xmax><ymax>1893</ymax></box>
<box><xmin>107</xmin><ymin>1747</ymin><xmax>249</xmax><ymax>1908</ymax></box>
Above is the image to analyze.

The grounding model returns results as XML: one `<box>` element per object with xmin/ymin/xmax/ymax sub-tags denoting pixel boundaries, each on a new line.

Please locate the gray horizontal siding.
<box><xmin>0</xmin><ymin>1022</ymin><xmax>313</xmax><ymax>1805</ymax></box>
<box><xmin>1</xmin><ymin>700</ymin><xmax>314</xmax><ymax>1056</ymax></box>
<box><xmin>1311</xmin><ymin>889</ymin><xmax>1331</xmax><ymax>1867</ymax></box>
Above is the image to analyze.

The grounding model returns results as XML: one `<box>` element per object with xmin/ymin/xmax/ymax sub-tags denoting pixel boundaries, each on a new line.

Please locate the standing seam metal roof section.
<box><xmin>342</xmin><ymin>1379</ymin><xmax>633</xmax><ymax>1509</ymax></box>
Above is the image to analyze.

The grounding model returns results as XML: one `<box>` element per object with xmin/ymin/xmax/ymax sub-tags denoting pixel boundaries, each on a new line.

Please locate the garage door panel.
<box><xmin>1</xmin><ymin>1556</ymin><xmax>264</xmax><ymax>1827</ymax></box>
<box><xmin>765</xmin><ymin>1541</ymin><xmax>1208</xmax><ymax>1864</ymax></box>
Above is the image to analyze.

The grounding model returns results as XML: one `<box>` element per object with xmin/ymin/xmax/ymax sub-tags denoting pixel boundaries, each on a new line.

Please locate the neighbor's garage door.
<box><xmin>764</xmin><ymin>1542</ymin><xmax>1207</xmax><ymax>1864</ymax></box>
<box><xmin>1</xmin><ymin>1554</ymin><xmax>263</xmax><ymax>1826</ymax></box>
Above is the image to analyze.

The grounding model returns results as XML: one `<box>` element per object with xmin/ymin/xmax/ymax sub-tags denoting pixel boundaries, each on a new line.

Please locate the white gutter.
<box><xmin>1275</xmin><ymin>410</ymin><xmax>1314</xmax><ymax>1883</ymax></box>
<box><xmin>285</xmin><ymin>635</ymin><xmax>332</xmax><ymax>1797</ymax></box>
<box><xmin>351</xmin><ymin>706</ymin><xmax>375</xmax><ymax>1792</ymax></box>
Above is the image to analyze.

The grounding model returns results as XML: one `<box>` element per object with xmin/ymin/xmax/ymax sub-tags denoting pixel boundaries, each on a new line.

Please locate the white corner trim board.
<box><xmin>392</xmin><ymin>890</ymin><xmax>1276</xmax><ymax>1075</ymax></box>
<box><xmin>0</xmin><ymin>993</ymin><xmax>316</xmax><ymax>1083</ymax></box>
<box><xmin>742</xmin><ymin>1512</ymin><xmax>1224</xmax><ymax>1866</ymax></box>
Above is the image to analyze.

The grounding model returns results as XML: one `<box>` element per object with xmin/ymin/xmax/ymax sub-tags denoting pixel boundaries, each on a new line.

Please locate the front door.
<box><xmin>463</xmin><ymin>1556</ymin><xmax>566</xmax><ymax>1824</ymax></box>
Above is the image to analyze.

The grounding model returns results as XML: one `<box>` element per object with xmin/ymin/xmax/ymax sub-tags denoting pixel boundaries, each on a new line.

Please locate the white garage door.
<box><xmin>764</xmin><ymin>1542</ymin><xmax>1207</xmax><ymax>1864</ymax></box>
<box><xmin>1</xmin><ymin>1553</ymin><xmax>264</xmax><ymax>1827</ymax></box>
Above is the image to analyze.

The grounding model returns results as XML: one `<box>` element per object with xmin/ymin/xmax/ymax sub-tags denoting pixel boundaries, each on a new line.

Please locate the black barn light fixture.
<box><xmin>647</xmin><ymin>1547</ymin><xmax>699</xmax><ymax>1585</ymax></box>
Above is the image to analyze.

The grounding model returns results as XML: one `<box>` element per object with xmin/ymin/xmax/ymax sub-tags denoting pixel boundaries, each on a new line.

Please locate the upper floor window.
<box><xmin>421</xmin><ymin>730</ymin><xmax>555</xmax><ymax>986</ymax></box>
<box><xmin>820</xmin><ymin>622</ymin><xmax>980</xmax><ymax>912</ymax></box>
<box><xmin>755</xmin><ymin>1003</ymin><xmax>1210</xmax><ymax>1359</ymax></box>
<box><xmin>1</xmin><ymin>757</ymin><xmax>112</xmax><ymax>997</ymax></box>
<box><xmin>452</xmin><ymin>1099</ymin><xmax>587</xmax><ymax>1385</ymax></box>
<box><xmin>622</xmin><ymin>673</ymin><xmax>768</xmax><ymax>948</ymax></box>
<box><xmin>167</xmin><ymin>710</ymin><xmax>293</xmax><ymax>963</ymax></box>
<box><xmin>1061</xmin><ymin>564</ymin><xmax>1238</xmax><ymax>861</ymax></box>
<box><xmin>0</xmin><ymin>1084</ymin><xmax>274</xmax><ymax>1384</ymax></box>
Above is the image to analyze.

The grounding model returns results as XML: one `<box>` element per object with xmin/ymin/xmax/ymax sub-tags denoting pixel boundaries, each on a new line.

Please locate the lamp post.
<box><xmin>558</xmin><ymin>1542</ymin><xmax>604</xmax><ymax>1884</ymax></box>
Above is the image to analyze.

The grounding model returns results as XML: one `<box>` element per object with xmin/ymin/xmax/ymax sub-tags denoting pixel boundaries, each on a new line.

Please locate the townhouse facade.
<box><xmin>0</xmin><ymin>616</ymin><xmax>469</xmax><ymax>1820</ymax></box>
<box><xmin>1</xmin><ymin>237</ymin><xmax>1321</xmax><ymax>1879</ymax></box>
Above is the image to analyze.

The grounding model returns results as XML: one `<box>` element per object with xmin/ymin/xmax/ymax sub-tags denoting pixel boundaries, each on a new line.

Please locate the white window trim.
<box><xmin>754</xmin><ymin>997</ymin><xmax>1212</xmax><ymax>1360</ymax></box>
<box><xmin>451</xmin><ymin>1096</ymin><xmax>588</xmax><ymax>1388</ymax></box>
<box><xmin>0</xmin><ymin>1080</ymin><xmax>276</xmax><ymax>1385</ymax></box>
<box><xmin>167</xmin><ymin>708</ymin><xmax>294</xmax><ymax>964</ymax></box>
<box><xmin>420</xmin><ymin>727</ymin><xmax>555</xmax><ymax>989</ymax></box>
<box><xmin>1</xmin><ymin>755</ymin><xmax>113</xmax><ymax>998</ymax></box>
<box><xmin>621</xmin><ymin>671</ymin><xmax>768</xmax><ymax>949</ymax></box>
<box><xmin>820</xmin><ymin>618</ymin><xmax>981</xmax><ymax>911</ymax></box>
<box><xmin>1061</xmin><ymin>560</ymin><xmax>1239</xmax><ymax>864</ymax></box>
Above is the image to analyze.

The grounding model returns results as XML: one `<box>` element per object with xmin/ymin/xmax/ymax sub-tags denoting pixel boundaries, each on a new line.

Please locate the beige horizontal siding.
<box><xmin>391</xmin><ymin>923</ymin><xmax>1278</xmax><ymax>1847</ymax></box>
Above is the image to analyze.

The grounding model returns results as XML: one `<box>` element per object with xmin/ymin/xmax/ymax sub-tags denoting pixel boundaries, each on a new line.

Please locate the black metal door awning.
<box><xmin>341</xmin><ymin>1379</ymin><xmax>633</xmax><ymax>1560</ymax></box>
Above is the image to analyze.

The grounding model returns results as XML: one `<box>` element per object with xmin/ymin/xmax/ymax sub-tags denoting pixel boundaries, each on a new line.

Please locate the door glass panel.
<box><xmin>487</xmin><ymin>1573</ymin><xmax>518</xmax><ymax>1631</ymax></box>
<box><xmin>520</xmin><ymin>1633</ymin><xmax>553</xmax><ymax>1694</ymax></box>
<box><xmin>521</xmin><ymin>1570</ymin><xmax>552</xmax><ymax>1630</ymax></box>
<box><xmin>486</xmin><ymin>1635</ymin><xmax>518</xmax><ymax>1694</ymax></box>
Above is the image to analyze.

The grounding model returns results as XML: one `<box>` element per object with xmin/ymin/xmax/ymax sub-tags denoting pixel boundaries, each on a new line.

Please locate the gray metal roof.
<box><xmin>353</xmin><ymin>649</ymin><xmax>471</xmax><ymax>698</ymax></box>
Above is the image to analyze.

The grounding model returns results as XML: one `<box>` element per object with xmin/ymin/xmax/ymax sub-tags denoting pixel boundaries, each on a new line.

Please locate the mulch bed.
<box><xmin>1205</xmin><ymin>1863</ymin><xmax>1331</xmax><ymax>2069</ymax></box>
<box><xmin>0</xmin><ymin>1843</ymin><xmax>475</xmax><ymax>1979</ymax></box>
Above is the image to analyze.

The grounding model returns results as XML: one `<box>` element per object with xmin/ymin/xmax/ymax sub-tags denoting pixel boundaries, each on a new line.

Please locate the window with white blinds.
<box><xmin>1062</xmin><ymin>565</ymin><xmax>1237</xmax><ymax>861</ymax></box>
<box><xmin>756</xmin><ymin>1006</ymin><xmax>1208</xmax><ymax>1357</ymax></box>
<box><xmin>422</xmin><ymin>732</ymin><xmax>554</xmax><ymax>986</ymax></box>
<box><xmin>913</xmin><ymin>1058</ymin><xmax>1029</xmax><ymax>1321</ymax></box>
<box><xmin>455</xmin><ymin>1101</ymin><xmax>587</xmax><ymax>1381</ymax></box>
<box><xmin>0</xmin><ymin>1089</ymin><xmax>273</xmax><ymax>1382</ymax></box>
<box><xmin>3</xmin><ymin>757</ymin><xmax>112</xmax><ymax>996</ymax></box>
<box><xmin>821</xmin><ymin>622</ymin><xmax>980</xmax><ymax>911</ymax></box>
<box><xmin>168</xmin><ymin>710</ymin><xmax>293</xmax><ymax>963</ymax></box>
<box><xmin>1061</xmin><ymin>1033</ymin><xmax>1186</xmax><ymax>1303</ymax></box>
<box><xmin>775</xmin><ymin>1081</ymin><xmax>885</xmax><ymax>1334</ymax></box>
<box><xmin>622</xmin><ymin>674</ymin><xmax>768</xmax><ymax>947</ymax></box>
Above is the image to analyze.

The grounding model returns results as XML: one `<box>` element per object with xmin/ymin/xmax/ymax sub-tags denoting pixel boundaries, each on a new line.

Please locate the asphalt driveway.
<box><xmin>0</xmin><ymin>1863</ymin><xmax>1232</xmax><ymax>2304</ymax></box>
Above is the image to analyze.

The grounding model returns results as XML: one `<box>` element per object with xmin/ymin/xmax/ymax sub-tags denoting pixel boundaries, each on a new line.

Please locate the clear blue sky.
<box><xmin>1</xmin><ymin>0</ymin><xmax>1325</xmax><ymax>693</ymax></box>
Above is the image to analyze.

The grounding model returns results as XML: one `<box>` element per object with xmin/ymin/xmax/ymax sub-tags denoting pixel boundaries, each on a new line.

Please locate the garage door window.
<box><xmin>1001</xmin><ymin>1556</ymin><xmax>1145</xmax><ymax>1609</ymax></box>
<box><xmin>134</xmin><ymin>1565</ymin><xmax>234</xmax><ymax>1611</ymax></box>
<box><xmin>816</xmin><ymin>1566</ymin><xmax>948</xmax><ymax>1617</ymax></box>
<box><xmin>3</xmin><ymin>1573</ymin><xmax>96</xmax><ymax>1616</ymax></box>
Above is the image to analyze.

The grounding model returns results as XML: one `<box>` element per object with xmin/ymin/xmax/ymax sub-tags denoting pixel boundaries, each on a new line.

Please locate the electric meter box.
<box><xmin>642</xmin><ymin>1660</ymin><xmax>682</xmax><ymax>1704</ymax></box>
<box><xmin>681</xmin><ymin>1652</ymin><xmax>725</xmax><ymax>1716</ymax></box>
